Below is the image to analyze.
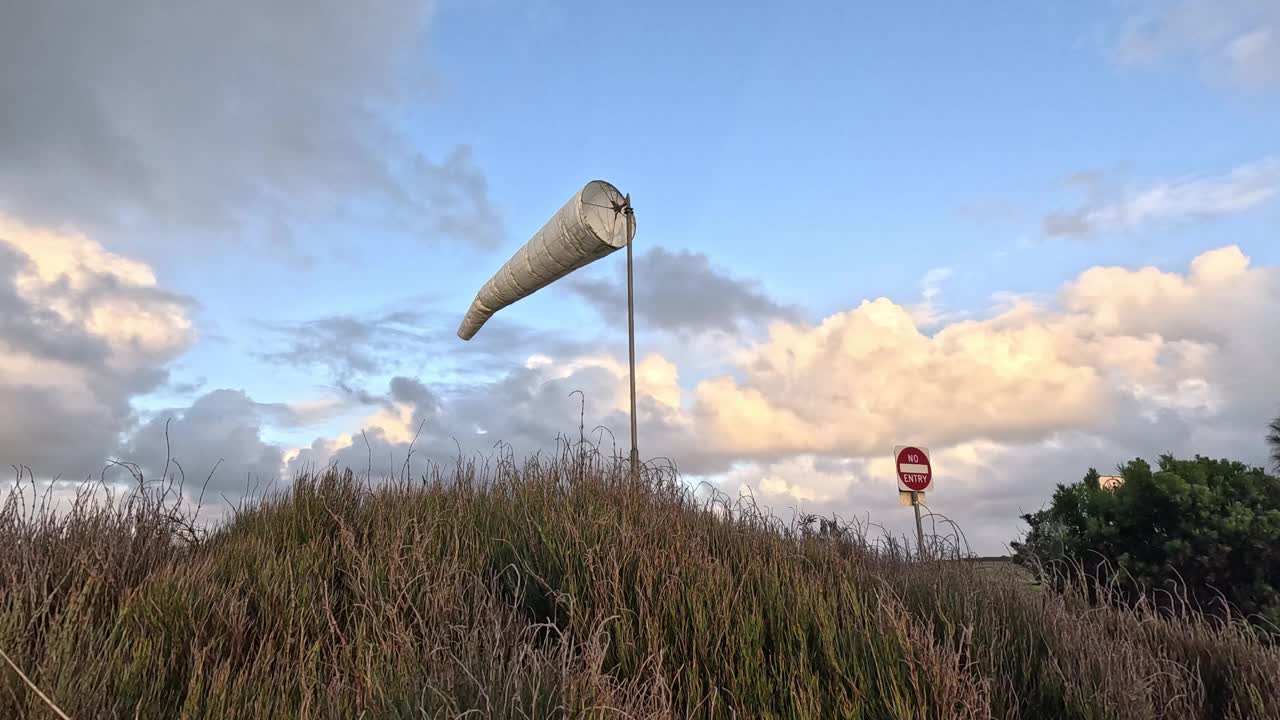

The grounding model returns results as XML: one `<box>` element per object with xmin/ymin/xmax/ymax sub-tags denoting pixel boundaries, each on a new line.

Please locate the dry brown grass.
<box><xmin>1</xmin><ymin>444</ymin><xmax>1277</xmax><ymax>719</ymax></box>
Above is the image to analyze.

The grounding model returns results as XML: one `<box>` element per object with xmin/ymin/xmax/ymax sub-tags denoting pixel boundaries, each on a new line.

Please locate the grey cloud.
<box><xmin>258</xmin><ymin>304</ymin><xmax>591</xmax><ymax>390</ymax></box>
<box><xmin>0</xmin><ymin>247</ymin><xmax>109</xmax><ymax>368</ymax></box>
<box><xmin>116</xmin><ymin>389</ymin><xmax>290</xmax><ymax>497</ymax></box>
<box><xmin>389</xmin><ymin>376</ymin><xmax>440</xmax><ymax>417</ymax></box>
<box><xmin>438</xmin><ymin>365</ymin><xmax>676</xmax><ymax>461</ymax></box>
<box><xmin>567</xmin><ymin>247</ymin><xmax>796</xmax><ymax>335</ymax></box>
<box><xmin>1062</xmin><ymin>170</ymin><xmax>1107</xmax><ymax>192</ymax></box>
<box><xmin>165</xmin><ymin>377</ymin><xmax>208</xmax><ymax>397</ymax></box>
<box><xmin>337</xmin><ymin>381</ymin><xmax>393</xmax><ymax>408</ymax></box>
<box><xmin>955</xmin><ymin>201</ymin><xmax>1026</xmax><ymax>226</ymax></box>
<box><xmin>4</xmin><ymin>221</ymin><xmax>294</xmax><ymax>497</ymax></box>
<box><xmin>0</xmin><ymin>246</ymin><xmax>194</xmax><ymax>373</ymax></box>
<box><xmin>0</xmin><ymin>243</ymin><xmax>186</xmax><ymax>478</ymax></box>
<box><xmin>258</xmin><ymin>310</ymin><xmax>436</xmax><ymax>380</ymax></box>
<box><xmin>287</xmin><ymin>359</ymin><xmax>715</xmax><ymax>482</ymax></box>
<box><xmin>0</xmin><ymin>1</ymin><xmax>502</xmax><ymax>251</ymax></box>
<box><xmin>1041</xmin><ymin>211</ymin><xmax>1097</xmax><ymax>239</ymax></box>
<box><xmin>0</xmin><ymin>384</ymin><xmax>124</xmax><ymax>483</ymax></box>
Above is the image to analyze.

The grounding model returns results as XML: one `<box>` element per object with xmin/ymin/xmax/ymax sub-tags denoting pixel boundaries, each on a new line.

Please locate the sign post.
<box><xmin>894</xmin><ymin>445</ymin><xmax>932</xmax><ymax>560</ymax></box>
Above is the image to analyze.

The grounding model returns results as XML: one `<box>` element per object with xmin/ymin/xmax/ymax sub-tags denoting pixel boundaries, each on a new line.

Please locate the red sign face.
<box><xmin>896</xmin><ymin>446</ymin><xmax>932</xmax><ymax>492</ymax></box>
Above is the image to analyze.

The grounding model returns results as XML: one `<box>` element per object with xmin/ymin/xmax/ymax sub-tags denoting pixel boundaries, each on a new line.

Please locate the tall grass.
<box><xmin>2</xmin><ymin>443</ymin><xmax>1277</xmax><ymax>719</ymax></box>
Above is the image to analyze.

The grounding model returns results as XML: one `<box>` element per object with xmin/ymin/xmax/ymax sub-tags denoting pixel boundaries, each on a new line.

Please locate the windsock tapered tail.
<box><xmin>458</xmin><ymin>180</ymin><xmax>635</xmax><ymax>341</ymax></box>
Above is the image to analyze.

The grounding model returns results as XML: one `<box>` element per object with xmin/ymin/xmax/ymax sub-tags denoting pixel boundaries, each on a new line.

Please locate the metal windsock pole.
<box><xmin>456</xmin><ymin>180</ymin><xmax>639</xmax><ymax>481</ymax></box>
<box><xmin>625</xmin><ymin>198</ymin><xmax>638</xmax><ymax>483</ymax></box>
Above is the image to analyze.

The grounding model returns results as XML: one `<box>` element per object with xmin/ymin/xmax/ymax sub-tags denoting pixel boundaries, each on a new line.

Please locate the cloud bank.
<box><xmin>0</xmin><ymin>0</ymin><xmax>501</xmax><ymax>253</ymax></box>
<box><xmin>0</xmin><ymin>217</ymin><xmax>192</xmax><ymax>477</ymax></box>
<box><xmin>3</xmin><ymin>223</ymin><xmax>1276</xmax><ymax>554</ymax></box>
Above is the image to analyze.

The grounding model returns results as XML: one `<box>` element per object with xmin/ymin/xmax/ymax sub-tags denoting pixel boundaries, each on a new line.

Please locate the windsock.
<box><xmin>457</xmin><ymin>180</ymin><xmax>635</xmax><ymax>340</ymax></box>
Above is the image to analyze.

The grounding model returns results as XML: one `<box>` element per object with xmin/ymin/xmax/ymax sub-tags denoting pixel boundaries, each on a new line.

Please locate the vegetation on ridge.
<box><xmin>1012</xmin><ymin>454</ymin><xmax>1280</xmax><ymax>634</ymax></box>
<box><xmin>1</xmin><ymin>445</ymin><xmax>1278</xmax><ymax>719</ymax></box>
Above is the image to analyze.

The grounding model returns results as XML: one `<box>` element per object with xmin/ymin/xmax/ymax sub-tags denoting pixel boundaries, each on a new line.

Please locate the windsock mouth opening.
<box><xmin>579</xmin><ymin>180</ymin><xmax>636</xmax><ymax>249</ymax></box>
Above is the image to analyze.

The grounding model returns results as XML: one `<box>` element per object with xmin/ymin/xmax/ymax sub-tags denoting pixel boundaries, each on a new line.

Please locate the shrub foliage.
<box><xmin>1012</xmin><ymin>454</ymin><xmax>1280</xmax><ymax>632</ymax></box>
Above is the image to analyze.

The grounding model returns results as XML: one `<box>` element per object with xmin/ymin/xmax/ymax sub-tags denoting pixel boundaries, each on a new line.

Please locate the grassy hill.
<box><xmin>2</xmin><ymin>448</ymin><xmax>1278</xmax><ymax>719</ymax></box>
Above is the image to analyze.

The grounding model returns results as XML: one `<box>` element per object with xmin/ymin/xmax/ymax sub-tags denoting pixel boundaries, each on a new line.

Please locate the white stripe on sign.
<box><xmin>899</xmin><ymin>463</ymin><xmax>929</xmax><ymax>474</ymax></box>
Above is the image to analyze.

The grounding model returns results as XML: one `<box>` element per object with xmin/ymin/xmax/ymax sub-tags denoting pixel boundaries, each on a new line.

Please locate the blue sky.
<box><xmin>206</xmin><ymin>3</ymin><xmax>1277</xmax><ymax>310</ymax></box>
<box><xmin>2</xmin><ymin>0</ymin><xmax>1278</xmax><ymax>552</ymax></box>
<box><xmin>175</xmin><ymin>0</ymin><xmax>1277</xmax><ymax>444</ymax></box>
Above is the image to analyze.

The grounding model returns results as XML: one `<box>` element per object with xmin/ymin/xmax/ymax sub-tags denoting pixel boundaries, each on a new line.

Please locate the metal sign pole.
<box><xmin>626</xmin><ymin>227</ymin><xmax>639</xmax><ymax>483</ymax></box>
<box><xmin>896</xmin><ymin>446</ymin><xmax>932</xmax><ymax>561</ymax></box>
<box><xmin>912</xmin><ymin>491</ymin><xmax>925</xmax><ymax>560</ymax></box>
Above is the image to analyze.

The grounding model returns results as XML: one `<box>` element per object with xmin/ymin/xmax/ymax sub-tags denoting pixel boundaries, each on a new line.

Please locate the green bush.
<box><xmin>1012</xmin><ymin>454</ymin><xmax>1280</xmax><ymax>632</ymax></box>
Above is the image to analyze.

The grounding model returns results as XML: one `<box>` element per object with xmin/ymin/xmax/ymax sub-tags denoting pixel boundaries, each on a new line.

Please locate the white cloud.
<box><xmin>920</xmin><ymin>268</ymin><xmax>954</xmax><ymax>299</ymax></box>
<box><xmin>910</xmin><ymin>266</ymin><xmax>966</xmax><ymax>327</ymax></box>
<box><xmin>677</xmin><ymin>245</ymin><xmax>1280</xmax><ymax>552</ymax></box>
<box><xmin>1043</xmin><ymin>159</ymin><xmax>1280</xmax><ymax>238</ymax></box>
<box><xmin>1113</xmin><ymin>0</ymin><xmax>1280</xmax><ymax>90</ymax></box>
<box><xmin>692</xmin><ymin>245</ymin><xmax>1278</xmax><ymax>461</ymax></box>
<box><xmin>1225</xmin><ymin>26</ymin><xmax>1274</xmax><ymax>71</ymax></box>
<box><xmin>694</xmin><ymin>298</ymin><xmax>1106</xmax><ymax>456</ymax></box>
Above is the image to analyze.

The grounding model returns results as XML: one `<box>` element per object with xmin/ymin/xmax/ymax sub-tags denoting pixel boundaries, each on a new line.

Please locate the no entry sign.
<box><xmin>895</xmin><ymin>446</ymin><xmax>932</xmax><ymax>492</ymax></box>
